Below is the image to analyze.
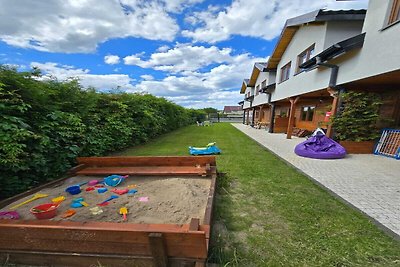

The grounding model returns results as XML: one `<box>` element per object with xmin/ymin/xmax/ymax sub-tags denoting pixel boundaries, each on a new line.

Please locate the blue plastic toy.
<box><xmin>104</xmin><ymin>175</ymin><xmax>128</xmax><ymax>187</ymax></box>
<box><xmin>189</xmin><ymin>142</ymin><xmax>221</xmax><ymax>155</ymax></box>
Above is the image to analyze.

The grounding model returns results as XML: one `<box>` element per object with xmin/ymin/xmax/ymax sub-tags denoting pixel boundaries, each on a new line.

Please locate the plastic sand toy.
<box><xmin>89</xmin><ymin>207</ymin><xmax>103</xmax><ymax>215</ymax></box>
<box><xmin>0</xmin><ymin>211</ymin><xmax>20</xmax><ymax>220</ymax></box>
<box><xmin>97</xmin><ymin>188</ymin><xmax>108</xmax><ymax>194</ymax></box>
<box><xmin>10</xmin><ymin>193</ymin><xmax>48</xmax><ymax>210</ymax></box>
<box><xmin>104</xmin><ymin>175</ymin><xmax>128</xmax><ymax>187</ymax></box>
<box><xmin>61</xmin><ymin>209</ymin><xmax>76</xmax><ymax>218</ymax></box>
<box><xmin>97</xmin><ymin>195</ymin><xmax>119</xmax><ymax>206</ymax></box>
<box><xmin>30</xmin><ymin>203</ymin><xmax>59</xmax><ymax>219</ymax></box>
<box><xmin>111</xmin><ymin>188</ymin><xmax>129</xmax><ymax>195</ymax></box>
<box><xmin>119</xmin><ymin>207</ymin><xmax>128</xmax><ymax>221</ymax></box>
<box><xmin>128</xmin><ymin>189</ymin><xmax>138</xmax><ymax>195</ymax></box>
<box><xmin>70</xmin><ymin>198</ymin><xmax>89</xmax><ymax>208</ymax></box>
<box><xmin>51</xmin><ymin>196</ymin><xmax>66</xmax><ymax>203</ymax></box>
<box><xmin>189</xmin><ymin>142</ymin><xmax>221</xmax><ymax>155</ymax></box>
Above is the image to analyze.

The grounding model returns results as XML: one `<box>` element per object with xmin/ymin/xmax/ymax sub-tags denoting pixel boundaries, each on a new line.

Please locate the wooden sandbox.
<box><xmin>0</xmin><ymin>156</ymin><xmax>217</xmax><ymax>267</ymax></box>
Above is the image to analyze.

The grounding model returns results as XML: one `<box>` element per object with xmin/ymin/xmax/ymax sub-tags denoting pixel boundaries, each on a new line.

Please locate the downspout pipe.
<box><xmin>315</xmin><ymin>56</ymin><xmax>338</xmax><ymax>89</ymax></box>
<box><xmin>315</xmin><ymin>56</ymin><xmax>340</xmax><ymax>137</ymax></box>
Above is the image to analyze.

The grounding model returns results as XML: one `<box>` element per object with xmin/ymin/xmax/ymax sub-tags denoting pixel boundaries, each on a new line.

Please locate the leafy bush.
<box><xmin>0</xmin><ymin>66</ymin><xmax>199</xmax><ymax>198</ymax></box>
<box><xmin>332</xmin><ymin>91</ymin><xmax>382</xmax><ymax>141</ymax></box>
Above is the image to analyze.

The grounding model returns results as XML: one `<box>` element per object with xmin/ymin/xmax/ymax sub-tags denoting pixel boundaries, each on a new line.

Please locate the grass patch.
<box><xmin>120</xmin><ymin>123</ymin><xmax>400</xmax><ymax>266</ymax></box>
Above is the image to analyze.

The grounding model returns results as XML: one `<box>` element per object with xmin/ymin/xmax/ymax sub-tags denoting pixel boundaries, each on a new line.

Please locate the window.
<box><xmin>296</xmin><ymin>44</ymin><xmax>315</xmax><ymax>73</ymax></box>
<box><xmin>256</xmin><ymin>85</ymin><xmax>260</xmax><ymax>95</ymax></box>
<box><xmin>280</xmin><ymin>62</ymin><xmax>291</xmax><ymax>82</ymax></box>
<box><xmin>300</xmin><ymin>106</ymin><xmax>315</xmax><ymax>121</ymax></box>
<box><xmin>261</xmin><ymin>80</ymin><xmax>267</xmax><ymax>88</ymax></box>
<box><xmin>387</xmin><ymin>0</ymin><xmax>400</xmax><ymax>25</ymax></box>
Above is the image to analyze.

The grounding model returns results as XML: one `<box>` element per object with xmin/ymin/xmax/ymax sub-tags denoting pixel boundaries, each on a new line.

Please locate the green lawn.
<box><xmin>120</xmin><ymin>123</ymin><xmax>400</xmax><ymax>266</ymax></box>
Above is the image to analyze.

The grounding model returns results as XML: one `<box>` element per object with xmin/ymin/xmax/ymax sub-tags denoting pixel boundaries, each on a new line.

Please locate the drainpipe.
<box><xmin>315</xmin><ymin>56</ymin><xmax>340</xmax><ymax>137</ymax></box>
<box><xmin>315</xmin><ymin>56</ymin><xmax>338</xmax><ymax>89</ymax></box>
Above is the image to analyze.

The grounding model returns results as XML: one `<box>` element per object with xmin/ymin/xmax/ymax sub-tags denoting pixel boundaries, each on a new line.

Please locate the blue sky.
<box><xmin>0</xmin><ymin>0</ymin><xmax>368</xmax><ymax>109</ymax></box>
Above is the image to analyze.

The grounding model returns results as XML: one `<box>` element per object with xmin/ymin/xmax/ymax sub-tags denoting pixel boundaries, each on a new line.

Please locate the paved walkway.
<box><xmin>232</xmin><ymin>123</ymin><xmax>400</xmax><ymax>238</ymax></box>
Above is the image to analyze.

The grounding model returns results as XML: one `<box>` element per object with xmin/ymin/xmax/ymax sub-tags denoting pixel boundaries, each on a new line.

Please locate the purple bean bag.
<box><xmin>294</xmin><ymin>134</ymin><xmax>346</xmax><ymax>159</ymax></box>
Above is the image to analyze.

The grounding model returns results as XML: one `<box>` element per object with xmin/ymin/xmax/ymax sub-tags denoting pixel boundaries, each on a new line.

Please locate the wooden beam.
<box><xmin>189</xmin><ymin>218</ymin><xmax>200</xmax><ymax>231</ymax></box>
<box><xmin>326</xmin><ymin>88</ymin><xmax>339</xmax><ymax>138</ymax></box>
<box><xmin>203</xmin><ymin>171</ymin><xmax>217</xmax><ymax>225</ymax></box>
<box><xmin>76</xmin><ymin>166</ymin><xmax>208</xmax><ymax>176</ymax></box>
<box><xmin>77</xmin><ymin>156</ymin><xmax>216</xmax><ymax>167</ymax></box>
<box><xmin>286</xmin><ymin>96</ymin><xmax>300</xmax><ymax>139</ymax></box>
<box><xmin>149</xmin><ymin>233</ymin><xmax>168</xmax><ymax>267</ymax></box>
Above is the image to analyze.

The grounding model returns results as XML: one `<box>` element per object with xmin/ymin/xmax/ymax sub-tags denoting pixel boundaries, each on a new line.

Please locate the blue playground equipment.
<box><xmin>189</xmin><ymin>142</ymin><xmax>221</xmax><ymax>155</ymax></box>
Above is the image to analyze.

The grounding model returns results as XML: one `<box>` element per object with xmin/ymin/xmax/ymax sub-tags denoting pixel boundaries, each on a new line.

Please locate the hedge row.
<box><xmin>0</xmin><ymin>66</ymin><xmax>205</xmax><ymax>199</ymax></box>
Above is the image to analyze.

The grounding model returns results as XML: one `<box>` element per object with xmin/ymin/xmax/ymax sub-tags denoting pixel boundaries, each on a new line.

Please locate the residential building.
<box><xmin>240</xmin><ymin>63</ymin><xmax>276</xmax><ymax>127</ymax></box>
<box><xmin>267</xmin><ymin>9</ymin><xmax>366</xmax><ymax>137</ymax></box>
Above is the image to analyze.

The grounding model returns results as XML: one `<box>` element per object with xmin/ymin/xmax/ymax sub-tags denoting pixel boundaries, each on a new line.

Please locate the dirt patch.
<box><xmin>1</xmin><ymin>175</ymin><xmax>211</xmax><ymax>224</ymax></box>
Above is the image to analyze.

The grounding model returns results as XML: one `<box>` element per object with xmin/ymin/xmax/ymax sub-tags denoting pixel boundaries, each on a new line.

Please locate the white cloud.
<box><xmin>30</xmin><ymin>62</ymin><xmax>134</xmax><ymax>91</ymax></box>
<box><xmin>182</xmin><ymin>0</ymin><xmax>369</xmax><ymax>43</ymax></box>
<box><xmin>104</xmin><ymin>55</ymin><xmax>120</xmax><ymax>65</ymax></box>
<box><xmin>140</xmin><ymin>74</ymin><xmax>154</xmax><ymax>80</ymax></box>
<box><xmin>124</xmin><ymin>43</ymin><xmax>234</xmax><ymax>73</ymax></box>
<box><xmin>0</xmin><ymin>0</ymin><xmax>180</xmax><ymax>53</ymax></box>
<box><xmin>161</xmin><ymin>0</ymin><xmax>204</xmax><ymax>12</ymax></box>
<box><xmin>128</xmin><ymin>47</ymin><xmax>267</xmax><ymax>108</ymax></box>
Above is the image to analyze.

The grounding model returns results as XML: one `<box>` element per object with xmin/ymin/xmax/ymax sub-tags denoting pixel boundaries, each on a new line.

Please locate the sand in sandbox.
<box><xmin>2</xmin><ymin>175</ymin><xmax>211</xmax><ymax>224</ymax></box>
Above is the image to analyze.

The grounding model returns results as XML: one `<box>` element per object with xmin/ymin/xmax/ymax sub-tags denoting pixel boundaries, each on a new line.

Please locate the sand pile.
<box><xmin>2</xmin><ymin>175</ymin><xmax>211</xmax><ymax>224</ymax></box>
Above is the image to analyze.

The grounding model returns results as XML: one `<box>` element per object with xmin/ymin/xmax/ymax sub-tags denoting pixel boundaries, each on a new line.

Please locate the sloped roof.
<box><xmin>240</xmin><ymin>78</ymin><xmax>250</xmax><ymax>94</ymax></box>
<box><xmin>266</xmin><ymin>9</ymin><xmax>366</xmax><ymax>70</ymax></box>
<box><xmin>223</xmin><ymin>106</ymin><xmax>243</xmax><ymax>113</ymax></box>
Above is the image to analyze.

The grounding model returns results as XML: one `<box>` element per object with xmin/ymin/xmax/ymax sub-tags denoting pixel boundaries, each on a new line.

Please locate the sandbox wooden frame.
<box><xmin>0</xmin><ymin>156</ymin><xmax>217</xmax><ymax>267</ymax></box>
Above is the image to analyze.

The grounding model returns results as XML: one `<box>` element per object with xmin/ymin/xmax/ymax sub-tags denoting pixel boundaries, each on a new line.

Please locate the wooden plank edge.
<box><xmin>0</xmin><ymin>249</ymin><xmax>207</xmax><ymax>262</ymax></box>
<box><xmin>67</xmin><ymin>163</ymin><xmax>86</xmax><ymax>174</ymax></box>
<box><xmin>0</xmin><ymin>175</ymin><xmax>71</xmax><ymax>209</ymax></box>
<box><xmin>203</xmin><ymin>168</ymin><xmax>217</xmax><ymax>225</ymax></box>
<box><xmin>0</xmin><ymin>220</ymin><xmax>207</xmax><ymax>234</ymax></box>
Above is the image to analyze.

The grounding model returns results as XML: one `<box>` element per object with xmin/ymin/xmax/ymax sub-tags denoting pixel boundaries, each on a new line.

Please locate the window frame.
<box><xmin>384</xmin><ymin>0</ymin><xmax>400</xmax><ymax>29</ymax></box>
<box><xmin>279</xmin><ymin>61</ymin><xmax>291</xmax><ymax>83</ymax></box>
<box><xmin>296</xmin><ymin>44</ymin><xmax>315</xmax><ymax>74</ymax></box>
<box><xmin>256</xmin><ymin>85</ymin><xmax>260</xmax><ymax>96</ymax></box>
<box><xmin>300</xmin><ymin>106</ymin><xmax>316</xmax><ymax>122</ymax></box>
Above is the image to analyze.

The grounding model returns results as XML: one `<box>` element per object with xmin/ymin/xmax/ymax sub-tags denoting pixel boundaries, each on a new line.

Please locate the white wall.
<box><xmin>324</xmin><ymin>21</ymin><xmax>365</xmax><ymax>49</ymax></box>
<box><xmin>252</xmin><ymin>71</ymin><xmax>269</xmax><ymax>106</ymax></box>
<box><xmin>336</xmin><ymin>0</ymin><xmax>400</xmax><ymax>84</ymax></box>
<box><xmin>272</xmin><ymin>23</ymin><xmax>329</xmax><ymax>101</ymax></box>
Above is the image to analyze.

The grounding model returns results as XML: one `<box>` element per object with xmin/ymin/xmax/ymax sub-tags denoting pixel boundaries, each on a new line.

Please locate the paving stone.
<box><xmin>233</xmin><ymin>123</ymin><xmax>400</xmax><ymax>238</ymax></box>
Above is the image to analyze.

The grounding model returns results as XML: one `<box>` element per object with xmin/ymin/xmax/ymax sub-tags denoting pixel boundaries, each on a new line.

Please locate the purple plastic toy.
<box><xmin>0</xmin><ymin>211</ymin><xmax>20</xmax><ymax>220</ymax></box>
<box><xmin>294</xmin><ymin>133</ymin><xmax>346</xmax><ymax>159</ymax></box>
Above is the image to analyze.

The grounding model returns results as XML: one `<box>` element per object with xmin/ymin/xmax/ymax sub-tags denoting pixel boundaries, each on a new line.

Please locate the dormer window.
<box><xmin>280</xmin><ymin>62</ymin><xmax>291</xmax><ymax>83</ymax></box>
<box><xmin>256</xmin><ymin>85</ymin><xmax>260</xmax><ymax>95</ymax></box>
<box><xmin>296</xmin><ymin>44</ymin><xmax>315</xmax><ymax>74</ymax></box>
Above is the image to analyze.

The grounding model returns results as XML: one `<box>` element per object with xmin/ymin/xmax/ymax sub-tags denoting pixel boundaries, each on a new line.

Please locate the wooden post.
<box><xmin>286</xmin><ymin>97</ymin><xmax>300</xmax><ymax>139</ymax></box>
<box><xmin>326</xmin><ymin>88</ymin><xmax>339</xmax><ymax>138</ymax></box>
<box><xmin>189</xmin><ymin>218</ymin><xmax>200</xmax><ymax>231</ymax></box>
<box><xmin>268</xmin><ymin>103</ymin><xmax>275</xmax><ymax>133</ymax></box>
<box><xmin>259</xmin><ymin>106</ymin><xmax>263</xmax><ymax>122</ymax></box>
<box><xmin>246</xmin><ymin>110</ymin><xmax>250</xmax><ymax>125</ymax></box>
<box><xmin>149</xmin><ymin>233</ymin><xmax>168</xmax><ymax>267</ymax></box>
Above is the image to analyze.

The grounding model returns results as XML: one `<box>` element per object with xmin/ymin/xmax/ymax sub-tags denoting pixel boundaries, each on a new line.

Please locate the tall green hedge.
<box><xmin>0</xmin><ymin>66</ymin><xmax>205</xmax><ymax>199</ymax></box>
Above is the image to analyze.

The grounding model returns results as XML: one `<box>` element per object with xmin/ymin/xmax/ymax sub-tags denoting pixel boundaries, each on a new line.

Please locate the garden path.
<box><xmin>233</xmin><ymin>123</ymin><xmax>400</xmax><ymax>239</ymax></box>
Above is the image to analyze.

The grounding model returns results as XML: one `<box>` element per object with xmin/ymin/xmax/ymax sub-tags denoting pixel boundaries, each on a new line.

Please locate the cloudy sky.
<box><xmin>0</xmin><ymin>0</ymin><xmax>368</xmax><ymax>109</ymax></box>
